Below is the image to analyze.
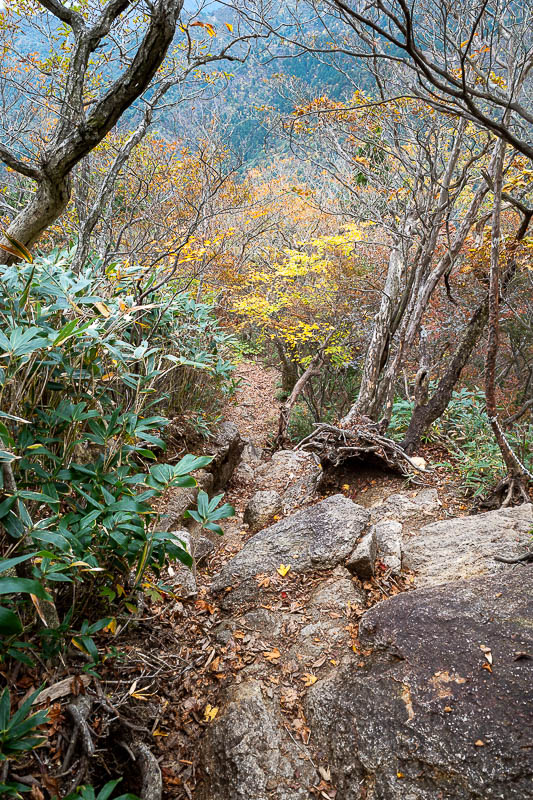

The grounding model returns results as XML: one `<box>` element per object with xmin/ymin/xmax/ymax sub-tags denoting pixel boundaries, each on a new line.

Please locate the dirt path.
<box><xmin>223</xmin><ymin>360</ymin><xmax>281</xmax><ymax>449</ymax></box>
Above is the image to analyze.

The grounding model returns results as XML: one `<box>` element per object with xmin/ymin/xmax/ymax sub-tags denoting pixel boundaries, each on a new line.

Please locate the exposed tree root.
<box><xmin>132</xmin><ymin>740</ymin><xmax>163</xmax><ymax>800</ymax></box>
<box><xmin>296</xmin><ymin>418</ymin><xmax>427</xmax><ymax>476</ymax></box>
<box><xmin>494</xmin><ymin>552</ymin><xmax>533</xmax><ymax>564</ymax></box>
<box><xmin>476</xmin><ymin>474</ymin><xmax>531</xmax><ymax>511</ymax></box>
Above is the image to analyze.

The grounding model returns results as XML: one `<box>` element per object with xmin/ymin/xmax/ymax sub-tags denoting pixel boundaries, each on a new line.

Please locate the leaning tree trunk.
<box><xmin>342</xmin><ymin>218</ymin><xmax>415</xmax><ymax>425</ymax></box>
<box><xmin>401</xmin><ymin>299</ymin><xmax>490</xmax><ymax>453</ymax></box>
<box><xmin>5</xmin><ymin>176</ymin><xmax>72</xmax><ymax>254</ymax></box>
<box><xmin>484</xmin><ymin>140</ymin><xmax>532</xmax><ymax>506</ymax></box>
<box><xmin>1</xmin><ymin>0</ymin><xmax>183</xmax><ymax>259</ymax></box>
<box><xmin>400</xmin><ymin>207</ymin><xmax>530</xmax><ymax>455</ymax></box>
<box><xmin>275</xmin><ymin>333</ymin><xmax>334</xmax><ymax>448</ymax></box>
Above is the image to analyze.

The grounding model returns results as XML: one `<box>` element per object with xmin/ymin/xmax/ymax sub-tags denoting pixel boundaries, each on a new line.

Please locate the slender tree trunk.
<box><xmin>484</xmin><ymin>141</ymin><xmax>532</xmax><ymax>501</ymax></box>
<box><xmin>275</xmin><ymin>340</ymin><xmax>299</xmax><ymax>394</ymax></box>
<box><xmin>342</xmin><ymin>218</ymin><xmax>415</xmax><ymax>425</ymax></box>
<box><xmin>401</xmin><ymin>300</ymin><xmax>489</xmax><ymax>453</ymax></box>
<box><xmin>275</xmin><ymin>334</ymin><xmax>333</xmax><ymax>447</ymax></box>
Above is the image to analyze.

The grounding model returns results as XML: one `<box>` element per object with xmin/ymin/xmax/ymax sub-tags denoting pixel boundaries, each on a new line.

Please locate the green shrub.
<box><xmin>0</xmin><ymin>249</ymin><xmax>234</xmax><ymax>668</ymax></box>
<box><xmin>0</xmin><ymin>686</ymin><xmax>49</xmax><ymax>763</ymax></box>
<box><xmin>389</xmin><ymin>388</ymin><xmax>532</xmax><ymax>496</ymax></box>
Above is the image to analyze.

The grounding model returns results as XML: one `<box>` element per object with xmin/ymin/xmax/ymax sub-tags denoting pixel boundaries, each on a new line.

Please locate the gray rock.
<box><xmin>199</xmin><ymin>681</ymin><xmax>316</xmax><ymax>800</ymax></box>
<box><xmin>206</xmin><ymin>421</ymin><xmax>244</xmax><ymax>490</ymax></box>
<box><xmin>281</xmin><ymin>471</ymin><xmax>319</xmax><ymax>513</ymax></box>
<box><xmin>346</xmin><ymin>528</ymin><xmax>377</xmax><ymax>580</ymax></box>
<box><xmin>374</xmin><ymin>520</ymin><xmax>403</xmax><ymax>572</ymax></box>
<box><xmin>211</xmin><ymin>495</ymin><xmax>370</xmax><ymax>607</ymax></box>
<box><xmin>170</xmin><ymin>564</ymin><xmax>197</xmax><ymax>599</ymax></box>
<box><xmin>403</xmin><ymin>503</ymin><xmax>533</xmax><ymax>586</ymax></box>
<box><xmin>241</xmin><ymin>442</ymin><xmax>264</xmax><ymax>466</ymax></box>
<box><xmin>254</xmin><ymin>449</ymin><xmax>321</xmax><ymax>512</ymax></box>
<box><xmin>243</xmin><ymin>490</ymin><xmax>283</xmax><ymax>533</ymax></box>
<box><xmin>309</xmin><ymin>573</ymin><xmax>365</xmax><ymax>611</ymax></box>
<box><xmin>371</xmin><ymin>488</ymin><xmax>441</xmax><ymax>524</ymax></box>
<box><xmin>192</xmin><ymin>535</ymin><xmax>216</xmax><ymax>564</ymax></box>
<box><xmin>232</xmin><ymin>462</ymin><xmax>256</xmax><ymax>485</ymax></box>
<box><xmin>160</xmin><ymin>470</ymin><xmax>213</xmax><ymax>531</ymax></box>
<box><xmin>305</xmin><ymin>570</ymin><xmax>533</xmax><ymax>800</ymax></box>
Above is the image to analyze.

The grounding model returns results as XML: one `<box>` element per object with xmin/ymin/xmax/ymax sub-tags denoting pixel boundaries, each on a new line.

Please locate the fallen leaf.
<box><xmin>319</xmin><ymin>766</ymin><xmax>331</xmax><ymax>782</ymax></box>
<box><xmin>204</xmin><ymin>704</ymin><xmax>219</xmax><ymax>722</ymax></box>
<box><xmin>444</xmin><ymin>706</ymin><xmax>452</xmax><ymax>713</ymax></box>
<box><xmin>514</xmin><ymin>651</ymin><xmax>532</xmax><ymax>661</ymax></box>
<box><xmin>301</xmin><ymin>673</ymin><xmax>318</xmax><ymax>686</ymax></box>
<box><xmin>264</xmin><ymin>647</ymin><xmax>281</xmax><ymax>662</ymax></box>
<box><xmin>474</xmin><ymin>739</ymin><xmax>485</xmax><ymax>747</ymax></box>
<box><xmin>277</xmin><ymin>564</ymin><xmax>291</xmax><ymax>577</ymax></box>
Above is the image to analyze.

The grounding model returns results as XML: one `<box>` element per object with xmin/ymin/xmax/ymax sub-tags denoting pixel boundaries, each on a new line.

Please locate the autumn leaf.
<box><xmin>204</xmin><ymin>704</ymin><xmax>219</xmax><ymax>722</ymax></box>
<box><xmin>225</xmin><ymin>22</ymin><xmax>233</xmax><ymax>32</ymax></box>
<box><xmin>277</xmin><ymin>564</ymin><xmax>291</xmax><ymax>577</ymax></box>
<box><xmin>474</xmin><ymin>739</ymin><xmax>485</xmax><ymax>747</ymax></box>
<box><xmin>264</xmin><ymin>647</ymin><xmax>281</xmax><ymax>662</ymax></box>
<box><xmin>104</xmin><ymin>618</ymin><xmax>117</xmax><ymax>635</ymax></box>
<box><xmin>301</xmin><ymin>673</ymin><xmax>318</xmax><ymax>686</ymax></box>
<box><xmin>191</xmin><ymin>20</ymin><xmax>216</xmax><ymax>37</ymax></box>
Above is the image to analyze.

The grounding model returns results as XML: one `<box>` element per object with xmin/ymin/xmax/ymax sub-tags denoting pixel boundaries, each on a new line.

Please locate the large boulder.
<box><xmin>305</xmin><ymin>570</ymin><xmax>533</xmax><ymax>799</ymax></box>
<box><xmin>374</xmin><ymin>520</ymin><xmax>403</xmax><ymax>572</ymax></box>
<box><xmin>403</xmin><ymin>503</ymin><xmax>532</xmax><ymax>586</ymax></box>
<box><xmin>211</xmin><ymin>495</ymin><xmax>370</xmax><ymax>607</ymax></box>
<box><xmin>370</xmin><ymin>488</ymin><xmax>441</xmax><ymax>524</ymax></box>
<box><xmin>206</xmin><ymin>421</ymin><xmax>244</xmax><ymax>490</ymax></box>
<box><xmin>243</xmin><ymin>489</ymin><xmax>283</xmax><ymax>532</ymax></box>
<box><xmin>254</xmin><ymin>450</ymin><xmax>321</xmax><ymax>512</ymax></box>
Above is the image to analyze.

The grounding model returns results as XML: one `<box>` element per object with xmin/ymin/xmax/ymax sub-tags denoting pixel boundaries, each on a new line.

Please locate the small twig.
<box><xmin>283</xmin><ymin>724</ymin><xmax>318</xmax><ymax>770</ymax></box>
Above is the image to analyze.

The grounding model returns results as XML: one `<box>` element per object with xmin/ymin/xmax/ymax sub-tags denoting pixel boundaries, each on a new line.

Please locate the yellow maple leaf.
<box><xmin>277</xmin><ymin>564</ymin><xmax>291</xmax><ymax>577</ymax></box>
<box><xmin>301</xmin><ymin>673</ymin><xmax>318</xmax><ymax>686</ymax></box>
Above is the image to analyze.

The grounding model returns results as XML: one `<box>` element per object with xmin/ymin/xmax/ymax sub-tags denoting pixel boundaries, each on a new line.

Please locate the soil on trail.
<box><xmin>224</xmin><ymin>359</ymin><xmax>282</xmax><ymax>448</ymax></box>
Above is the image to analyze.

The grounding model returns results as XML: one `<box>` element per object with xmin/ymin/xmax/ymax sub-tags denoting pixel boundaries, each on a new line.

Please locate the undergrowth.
<box><xmin>389</xmin><ymin>388</ymin><xmax>532</xmax><ymax>496</ymax></box>
<box><xmin>0</xmin><ymin>249</ymin><xmax>236</xmax><ymax>792</ymax></box>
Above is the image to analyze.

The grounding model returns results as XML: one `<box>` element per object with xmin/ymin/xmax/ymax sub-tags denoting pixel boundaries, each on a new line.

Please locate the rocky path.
<box><xmin>152</xmin><ymin>361</ymin><xmax>533</xmax><ymax>800</ymax></box>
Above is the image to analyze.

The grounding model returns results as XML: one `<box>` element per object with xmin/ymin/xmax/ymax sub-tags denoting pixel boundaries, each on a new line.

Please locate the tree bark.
<box><xmin>1</xmin><ymin>0</ymin><xmax>184</xmax><ymax>256</ymax></box>
<box><xmin>6</xmin><ymin>177</ymin><xmax>72</xmax><ymax>251</ymax></box>
<box><xmin>275</xmin><ymin>335</ymin><xmax>333</xmax><ymax>447</ymax></box>
<box><xmin>400</xmin><ymin>299</ymin><xmax>489</xmax><ymax>453</ymax></box>
<box><xmin>484</xmin><ymin>140</ymin><xmax>532</xmax><ymax>499</ymax></box>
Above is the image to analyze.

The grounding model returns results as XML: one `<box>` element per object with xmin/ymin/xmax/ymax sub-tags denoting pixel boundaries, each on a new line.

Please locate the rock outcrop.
<box><xmin>243</xmin><ymin>489</ymin><xmax>283</xmax><ymax>533</ymax></box>
<box><xmin>403</xmin><ymin>503</ymin><xmax>533</xmax><ymax>585</ymax></box>
<box><xmin>199</xmin><ymin>682</ymin><xmax>315</xmax><ymax>800</ymax></box>
<box><xmin>306</xmin><ymin>570</ymin><xmax>533</xmax><ymax>799</ymax></box>
<box><xmin>211</xmin><ymin>494</ymin><xmax>370</xmax><ymax>608</ymax></box>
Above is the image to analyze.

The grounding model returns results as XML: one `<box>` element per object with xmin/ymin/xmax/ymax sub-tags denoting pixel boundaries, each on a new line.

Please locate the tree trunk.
<box><xmin>5</xmin><ymin>176</ymin><xmax>71</xmax><ymax>255</ymax></box>
<box><xmin>400</xmin><ymin>299</ymin><xmax>489</xmax><ymax>453</ymax></box>
<box><xmin>274</xmin><ymin>340</ymin><xmax>299</xmax><ymax>394</ymax></box>
<box><xmin>275</xmin><ymin>340</ymin><xmax>332</xmax><ymax>448</ymax></box>
<box><xmin>342</xmin><ymin>220</ymin><xmax>414</xmax><ymax>425</ymax></box>
<box><xmin>484</xmin><ymin>140</ymin><xmax>532</xmax><ymax>502</ymax></box>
